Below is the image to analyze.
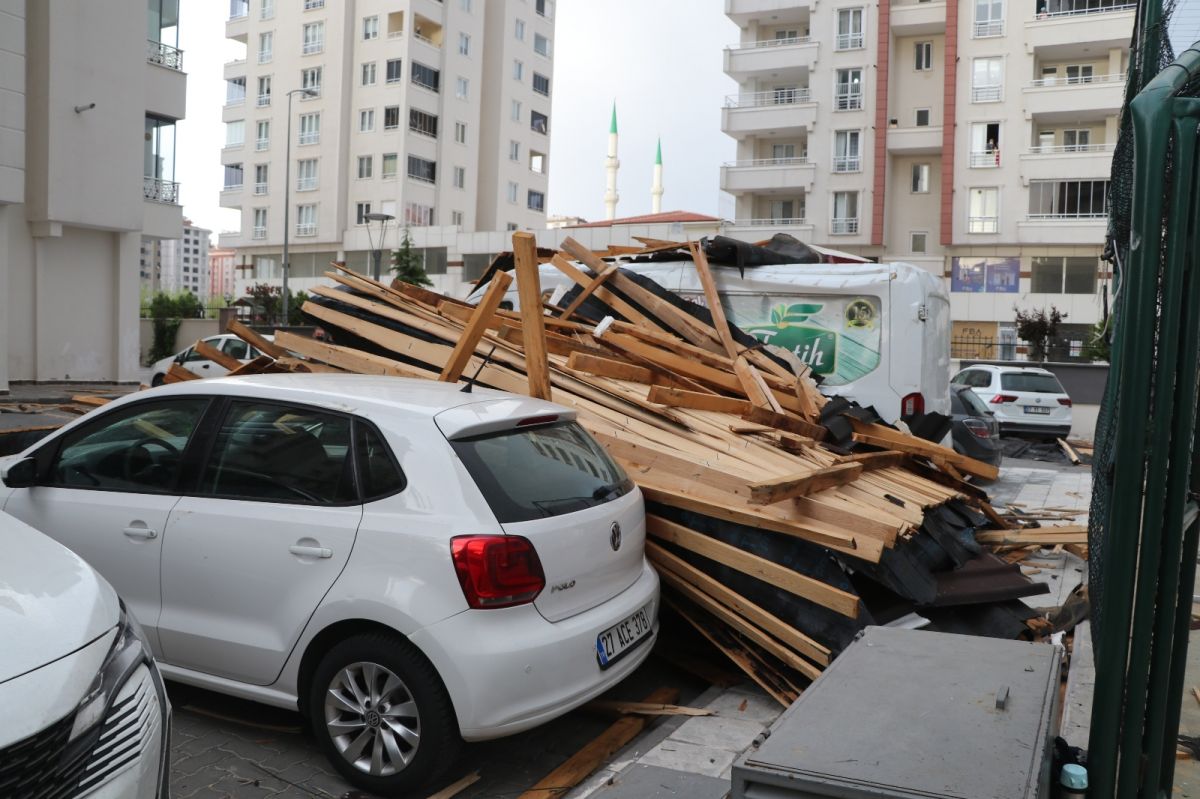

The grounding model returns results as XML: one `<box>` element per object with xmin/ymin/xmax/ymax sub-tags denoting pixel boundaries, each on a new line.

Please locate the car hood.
<box><xmin>0</xmin><ymin>514</ymin><xmax>120</xmax><ymax>684</ymax></box>
<box><xmin>152</xmin><ymin>355</ymin><xmax>176</xmax><ymax>374</ymax></box>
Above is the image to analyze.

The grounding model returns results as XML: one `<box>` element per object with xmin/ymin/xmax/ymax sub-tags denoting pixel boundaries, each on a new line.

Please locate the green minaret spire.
<box><xmin>655</xmin><ymin>138</ymin><xmax>662</xmax><ymax>166</ymax></box>
<box><xmin>610</xmin><ymin>102</ymin><xmax>618</xmax><ymax>135</ymax></box>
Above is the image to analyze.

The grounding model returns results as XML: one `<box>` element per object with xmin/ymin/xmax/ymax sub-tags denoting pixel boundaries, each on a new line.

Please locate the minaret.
<box><xmin>604</xmin><ymin>102</ymin><xmax>619</xmax><ymax>220</ymax></box>
<box><xmin>651</xmin><ymin>138</ymin><xmax>664</xmax><ymax>214</ymax></box>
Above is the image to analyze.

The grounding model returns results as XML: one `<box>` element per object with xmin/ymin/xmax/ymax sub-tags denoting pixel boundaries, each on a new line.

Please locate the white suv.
<box><xmin>0</xmin><ymin>512</ymin><xmax>171</xmax><ymax>799</ymax></box>
<box><xmin>951</xmin><ymin>364</ymin><xmax>1073</xmax><ymax>438</ymax></box>
<box><xmin>0</xmin><ymin>375</ymin><xmax>659</xmax><ymax>795</ymax></box>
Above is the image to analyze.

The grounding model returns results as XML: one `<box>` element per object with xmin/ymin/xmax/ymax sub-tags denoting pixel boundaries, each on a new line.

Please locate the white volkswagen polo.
<box><xmin>0</xmin><ymin>375</ymin><xmax>659</xmax><ymax>795</ymax></box>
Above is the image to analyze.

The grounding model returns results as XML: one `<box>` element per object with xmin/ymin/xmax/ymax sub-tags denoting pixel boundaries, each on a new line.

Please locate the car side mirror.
<box><xmin>1</xmin><ymin>457</ymin><xmax>38</xmax><ymax>488</ymax></box>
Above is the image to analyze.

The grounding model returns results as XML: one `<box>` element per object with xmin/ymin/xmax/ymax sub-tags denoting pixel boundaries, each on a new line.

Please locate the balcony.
<box><xmin>973</xmin><ymin>19</ymin><xmax>1004</xmax><ymax>38</ymax></box>
<box><xmin>147</xmin><ymin>41</ymin><xmax>183</xmax><ymax>71</ymax></box>
<box><xmin>296</xmin><ymin>223</ymin><xmax>317</xmax><ymax>236</ymax></box>
<box><xmin>255</xmin><ymin>137</ymin><xmax>269</xmax><ymax>151</ymax></box>
<box><xmin>144</xmin><ymin>177</ymin><xmax>180</xmax><ymax>205</ymax></box>
<box><xmin>1018</xmin><ymin>214</ymin><xmax>1107</xmax><ymax>244</ymax></box>
<box><xmin>720</xmin><ymin>158</ymin><xmax>815</xmax><ymax>194</ymax></box>
<box><xmin>253</xmin><ymin>182</ymin><xmax>268</xmax><ymax>195</ymax></box>
<box><xmin>830</xmin><ymin>217</ymin><xmax>859</xmax><ymax>235</ymax></box>
<box><xmin>252</xmin><ymin>226</ymin><xmax>266</xmax><ymax>240</ymax></box>
<box><xmin>834</xmin><ymin>92</ymin><xmax>863</xmax><ymax>112</ymax></box>
<box><xmin>413</xmin><ymin>14</ymin><xmax>444</xmax><ymax>49</ymax></box>
<box><xmin>724</xmin><ymin>37</ymin><xmax>817</xmax><ymax>79</ymax></box>
<box><xmin>1026</xmin><ymin>4</ymin><xmax>1134</xmax><ymax>51</ymax></box>
<box><xmin>967</xmin><ymin>216</ymin><xmax>999</xmax><ymax>234</ymax></box>
<box><xmin>725</xmin><ymin>218</ymin><xmax>815</xmax><ymax>241</ymax></box>
<box><xmin>722</xmin><ymin>90</ymin><xmax>817</xmax><ymax>139</ymax></box>
<box><xmin>891</xmin><ymin>0</ymin><xmax>946</xmax><ymax>36</ymax></box>
<box><xmin>298</xmin><ymin>131</ymin><xmax>319</xmax><ymax>145</ymax></box>
<box><xmin>725</xmin><ymin>0</ymin><xmax>812</xmax><ymax>27</ymax></box>
<box><xmin>1021</xmin><ymin>144</ymin><xmax>1115</xmax><ymax>180</ymax></box>
<box><xmin>971</xmin><ymin>85</ymin><xmax>1003</xmax><ymax>103</ymax></box>
<box><xmin>297</xmin><ymin>177</ymin><xmax>317</xmax><ymax>191</ymax></box>
<box><xmin>832</xmin><ymin>156</ymin><xmax>861</xmax><ymax>173</ymax></box>
<box><xmin>222</xmin><ymin>59</ymin><xmax>246</xmax><ymax>79</ymax></box>
<box><xmin>1023</xmin><ymin>74</ymin><xmax>1123</xmax><ymax>120</ymax></box>
<box><xmin>257</xmin><ymin>94</ymin><xmax>271</xmax><ymax>108</ymax></box>
<box><xmin>146</xmin><ymin>43</ymin><xmax>187</xmax><ymax>120</ymax></box>
<box><xmin>886</xmin><ymin>125</ymin><xmax>943</xmax><ymax>154</ymax></box>
<box><xmin>144</xmin><ymin>180</ymin><xmax>183</xmax><ymax>239</ymax></box>
<box><xmin>226</xmin><ymin>12</ymin><xmax>248</xmax><ymax>42</ymax></box>
<box><xmin>835</xmin><ymin>32</ymin><xmax>865</xmax><ymax>51</ymax></box>
<box><xmin>969</xmin><ymin>150</ymin><xmax>1002</xmax><ymax>168</ymax></box>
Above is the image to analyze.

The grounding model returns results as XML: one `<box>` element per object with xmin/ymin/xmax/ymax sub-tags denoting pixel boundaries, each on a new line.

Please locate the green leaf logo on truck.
<box><xmin>741</xmin><ymin>297</ymin><xmax>882</xmax><ymax>385</ymax></box>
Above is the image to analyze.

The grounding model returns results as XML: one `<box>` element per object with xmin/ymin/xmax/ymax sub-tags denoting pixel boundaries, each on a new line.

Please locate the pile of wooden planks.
<box><xmin>210</xmin><ymin>232</ymin><xmax>1041</xmax><ymax>703</ymax></box>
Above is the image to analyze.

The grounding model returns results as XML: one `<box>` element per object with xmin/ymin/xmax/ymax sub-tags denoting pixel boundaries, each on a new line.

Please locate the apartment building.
<box><xmin>210</xmin><ymin>245</ymin><xmax>239</xmax><ymax>300</ymax></box>
<box><xmin>0</xmin><ymin>0</ymin><xmax>186</xmax><ymax>390</ymax></box>
<box><xmin>157</xmin><ymin>219</ymin><xmax>212</xmax><ymax>299</ymax></box>
<box><xmin>720</xmin><ymin>0</ymin><xmax>1132</xmax><ymax>348</ymax></box>
<box><xmin>219</xmin><ymin>0</ymin><xmax>555</xmax><ymax>296</ymax></box>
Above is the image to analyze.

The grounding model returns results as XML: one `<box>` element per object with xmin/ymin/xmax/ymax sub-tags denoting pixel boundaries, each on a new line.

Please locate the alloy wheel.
<box><xmin>324</xmin><ymin>661</ymin><xmax>421</xmax><ymax>776</ymax></box>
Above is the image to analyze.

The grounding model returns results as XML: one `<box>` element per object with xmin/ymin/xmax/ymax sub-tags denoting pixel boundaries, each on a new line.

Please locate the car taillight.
<box><xmin>450</xmin><ymin>535</ymin><xmax>545</xmax><ymax>609</ymax></box>
<box><xmin>990</xmin><ymin>394</ymin><xmax>1018</xmax><ymax>404</ymax></box>
<box><xmin>901</xmin><ymin>392</ymin><xmax>924</xmax><ymax>417</ymax></box>
<box><xmin>1058</xmin><ymin>398</ymin><xmax>1073</xmax><ymax>407</ymax></box>
<box><xmin>963</xmin><ymin>418</ymin><xmax>992</xmax><ymax>439</ymax></box>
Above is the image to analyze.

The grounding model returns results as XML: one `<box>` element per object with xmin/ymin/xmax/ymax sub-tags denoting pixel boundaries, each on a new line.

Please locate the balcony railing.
<box><xmin>1029</xmin><ymin>143</ymin><xmax>1115</xmax><ymax>154</ymax></box>
<box><xmin>257</xmin><ymin>50</ymin><xmax>272</xmax><ymax>64</ymax></box>
<box><xmin>727</xmin><ymin>36</ymin><xmax>813</xmax><ymax>50</ymax></box>
<box><xmin>252</xmin><ymin>226</ymin><xmax>267</xmax><ymax>239</ymax></box>
<box><xmin>257</xmin><ymin>94</ymin><xmax>271</xmax><ymax>107</ymax></box>
<box><xmin>1028</xmin><ymin>73</ymin><xmax>1124</xmax><ymax>88</ymax></box>
<box><xmin>260</xmin><ymin>2</ymin><xmax>274</xmax><ymax>19</ymax></box>
<box><xmin>1026</xmin><ymin>211</ymin><xmax>1106</xmax><ymax>220</ymax></box>
<box><xmin>725</xmin><ymin>88</ymin><xmax>813</xmax><ymax>107</ymax></box>
<box><xmin>724</xmin><ymin>157</ymin><xmax>810</xmax><ymax>167</ymax></box>
<box><xmin>832</xmin><ymin>156</ymin><xmax>861</xmax><ymax>172</ymax></box>
<box><xmin>223</xmin><ymin>182</ymin><xmax>243</xmax><ymax>191</ymax></box>
<box><xmin>970</xmin><ymin>150</ymin><xmax>1001</xmax><ymax>167</ymax></box>
<box><xmin>973</xmin><ymin>19</ymin><xmax>1004</xmax><ymax>37</ymax></box>
<box><xmin>304</xmin><ymin>0</ymin><xmax>324</xmax><ymax>8</ymax></box>
<box><xmin>144</xmin><ymin>177</ymin><xmax>180</xmax><ymax>204</ymax></box>
<box><xmin>147</xmin><ymin>41</ymin><xmax>184</xmax><ymax>71</ymax></box>
<box><xmin>296</xmin><ymin>223</ymin><xmax>317</xmax><ymax>236</ymax></box>
<box><xmin>255</xmin><ymin>137</ymin><xmax>269</xmax><ymax>151</ymax></box>
<box><xmin>730</xmin><ymin>217</ymin><xmax>808</xmax><ymax>227</ymax></box>
<box><xmin>413</xmin><ymin>32</ymin><xmax>438</xmax><ymax>47</ymax></box>
<box><xmin>297</xmin><ymin>177</ymin><xmax>318</xmax><ymax>191</ymax></box>
<box><xmin>1035</xmin><ymin>2</ymin><xmax>1135</xmax><ymax>19</ymax></box>
<box><xmin>968</xmin><ymin>216</ymin><xmax>999</xmax><ymax>233</ymax></box>
<box><xmin>972</xmin><ymin>85</ymin><xmax>1002</xmax><ymax>102</ymax></box>
<box><xmin>830</xmin><ymin>217</ymin><xmax>859</xmax><ymax>234</ymax></box>
<box><xmin>253</xmin><ymin>182</ymin><xmax>268</xmax><ymax>195</ymax></box>
<box><xmin>388</xmin><ymin>29</ymin><xmax>405</xmax><ymax>39</ymax></box>
<box><xmin>302</xmin><ymin>41</ymin><xmax>323</xmax><ymax>55</ymax></box>
<box><xmin>835</xmin><ymin>32</ymin><xmax>864</xmax><ymax>50</ymax></box>
<box><xmin>225</xmin><ymin>94</ymin><xmax>245</xmax><ymax>107</ymax></box>
<box><xmin>835</xmin><ymin>92</ymin><xmax>863</xmax><ymax>111</ymax></box>
<box><xmin>298</xmin><ymin>131</ymin><xmax>319</xmax><ymax>145</ymax></box>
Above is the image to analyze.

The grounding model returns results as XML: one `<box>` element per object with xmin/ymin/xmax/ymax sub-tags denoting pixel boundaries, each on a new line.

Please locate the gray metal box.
<box><xmin>730</xmin><ymin>626</ymin><xmax>1061</xmax><ymax>799</ymax></box>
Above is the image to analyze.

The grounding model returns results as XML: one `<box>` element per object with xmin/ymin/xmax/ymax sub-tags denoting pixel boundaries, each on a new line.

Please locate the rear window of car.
<box><xmin>956</xmin><ymin>388</ymin><xmax>992</xmax><ymax>416</ymax></box>
<box><xmin>1000</xmin><ymin>372</ymin><xmax>1065</xmax><ymax>394</ymax></box>
<box><xmin>450</xmin><ymin>421</ymin><xmax>633</xmax><ymax>523</ymax></box>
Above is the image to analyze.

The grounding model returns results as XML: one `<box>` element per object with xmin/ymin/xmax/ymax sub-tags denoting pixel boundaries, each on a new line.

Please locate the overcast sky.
<box><xmin>176</xmin><ymin>0</ymin><xmax>739</xmax><ymax>236</ymax></box>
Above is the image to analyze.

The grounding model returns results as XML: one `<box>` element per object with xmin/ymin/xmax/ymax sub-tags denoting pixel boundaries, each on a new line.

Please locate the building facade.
<box><xmin>720</xmin><ymin>0</ymin><xmax>1132</xmax><ymax>351</ymax></box>
<box><xmin>209</xmin><ymin>245</ymin><xmax>238</xmax><ymax>300</ymax></box>
<box><xmin>219</xmin><ymin>0</ymin><xmax>555</xmax><ymax>296</ymax></box>
<box><xmin>0</xmin><ymin>0</ymin><xmax>186</xmax><ymax>390</ymax></box>
<box><xmin>157</xmin><ymin>219</ymin><xmax>212</xmax><ymax>299</ymax></box>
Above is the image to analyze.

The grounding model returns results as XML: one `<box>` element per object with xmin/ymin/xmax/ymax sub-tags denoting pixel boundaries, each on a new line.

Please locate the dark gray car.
<box><xmin>950</xmin><ymin>384</ymin><xmax>1002</xmax><ymax>468</ymax></box>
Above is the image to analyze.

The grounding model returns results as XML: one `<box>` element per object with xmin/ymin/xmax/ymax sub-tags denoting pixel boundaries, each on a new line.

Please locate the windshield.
<box><xmin>451</xmin><ymin>421</ymin><xmax>633</xmax><ymax>523</ymax></box>
<box><xmin>956</xmin><ymin>388</ymin><xmax>991</xmax><ymax>416</ymax></box>
<box><xmin>1000</xmin><ymin>372</ymin><xmax>1065</xmax><ymax>394</ymax></box>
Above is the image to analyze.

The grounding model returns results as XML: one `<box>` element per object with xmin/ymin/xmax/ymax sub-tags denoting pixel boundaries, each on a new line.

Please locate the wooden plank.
<box><xmin>273</xmin><ymin>331</ymin><xmax>437</xmax><ymax>379</ymax></box>
<box><xmin>227</xmin><ymin>320</ymin><xmax>288</xmax><ymax>358</ymax></box>
<box><xmin>566</xmin><ymin>352</ymin><xmax>655</xmax><ymax>383</ymax></box>
<box><xmin>165</xmin><ymin>363</ymin><xmax>200</xmax><ymax>383</ymax></box>
<box><xmin>517</xmin><ymin>687</ymin><xmax>680</xmax><ymax>799</ymax></box>
<box><xmin>560</xmin><ymin>263</ymin><xmax>620</xmax><ymax>321</ymax></box>
<box><xmin>548</xmin><ymin>254</ymin><xmax>655</xmax><ymax>329</ymax></box>
<box><xmin>836</xmin><ymin>451</ymin><xmax>907</xmax><ymax>471</ymax></box>
<box><xmin>690</xmin><ymin>240</ymin><xmax>741</xmax><ymax>360</ymax></box>
<box><xmin>69</xmin><ymin>395</ymin><xmax>112</xmax><ymax>407</ymax></box>
<box><xmin>646</xmin><ymin>386</ymin><xmax>752</xmax><ymax>415</ymax></box>
<box><xmin>649</xmin><ymin>542</ymin><xmax>828</xmax><ymax>675</ymax></box>
<box><xmin>192</xmin><ymin>339</ymin><xmax>244</xmax><ymax>372</ymax></box>
<box><xmin>513</xmin><ymin>232</ymin><xmax>553</xmax><ymax>401</ymax></box>
<box><xmin>748</xmin><ymin>462</ymin><xmax>864</xmax><ymax>505</ymax></box>
<box><xmin>440</xmin><ymin>270</ymin><xmax>513</xmax><ymax>382</ymax></box>
<box><xmin>852</xmin><ymin>431</ymin><xmax>999</xmax><ymax>481</ymax></box>
<box><xmin>647</xmin><ymin>515</ymin><xmax>859</xmax><ymax>618</ymax></box>
<box><xmin>742</xmin><ymin>406</ymin><xmax>827</xmax><ymax>441</ymax></box>
<box><xmin>584</xmin><ymin>700</ymin><xmax>712</xmax><ymax>717</ymax></box>
<box><xmin>1057</xmin><ymin>438</ymin><xmax>1082</xmax><ymax>465</ymax></box>
<box><xmin>390</xmin><ymin>275</ymin><xmax>473</xmax><ymax>309</ymax></box>
<box><xmin>975</xmin><ymin>529</ymin><xmax>1089</xmax><ymax>545</ymax></box>
<box><xmin>733</xmin><ymin>356</ymin><xmax>783</xmax><ymax>412</ymax></box>
<box><xmin>272</xmin><ymin>356</ymin><xmax>344</xmax><ymax>374</ymax></box>
<box><xmin>226</xmin><ymin>355</ymin><xmax>276</xmax><ymax>376</ymax></box>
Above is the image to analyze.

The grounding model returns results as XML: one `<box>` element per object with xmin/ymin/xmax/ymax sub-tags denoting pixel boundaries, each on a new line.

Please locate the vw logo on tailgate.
<box><xmin>610</xmin><ymin>522</ymin><xmax>622</xmax><ymax>551</ymax></box>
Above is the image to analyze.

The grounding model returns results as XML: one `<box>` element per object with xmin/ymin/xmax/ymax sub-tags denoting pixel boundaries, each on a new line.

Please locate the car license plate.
<box><xmin>596</xmin><ymin>604</ymin><xmax>652</xmax><ymax>669</ymax></box>
<box><xmin>1024</xmin><ymin>405</ymin><xmax>1051</xmax><ymax>415</ymax></box>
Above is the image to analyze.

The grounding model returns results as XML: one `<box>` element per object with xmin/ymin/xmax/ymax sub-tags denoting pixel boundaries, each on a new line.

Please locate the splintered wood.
<box><xmin>223</xmin><ymin>232</ymin><xmax>1022</xmax><ymax>702</ymax></box>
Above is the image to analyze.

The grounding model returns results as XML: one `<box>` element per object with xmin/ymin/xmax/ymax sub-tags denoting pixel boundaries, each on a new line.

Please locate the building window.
<box><xmin>382</xmin><ymin>153</ymin><xmax>398</xmax><ymax>179</ymax></box>
<box><xmin>296</xmin><ymin>158</ymin><xmax>318</xmax><ymax>191</ymax></box>
<box><xmin>506</xmin><ymin>223</ymin><xmax>519</xmax><ymax>232</ymax></box>
<box><xmin>1032</xmin><ymin>256</ymin><xmax>1097</xmax><ymax>294</ymax></box>
<box><xmin>386</xmin><ymin>58</ymin><xmax>403</xmax><ymax>84</ymax></box>
<box><xmin>970</xmin><ymin>121</ymin><xmax>1002</xmax><ymax>166</ymax></box>
<box><xmin>260</xmin><ymin>0</ymin><xmax>274</xmax><ymax>20</ymax></box>
<box><xmin>256</xmin><ymin>75</ymin><xmax>271</xmax><ymax>107</ymax></box>
<box><xmin>407</xmin><ymin>155</ymin><xmax>437</xmax><ymax>184</ymax></box>
<box><xmin>531</xmin><ymin>111</ymin><xmax>548</xmax><ymax>134</ymax></box>
<box><xmin>533</xmin><ymin>72</ymin><xmax>550</xmax><ymax>96</ymax></box>
<box><xmin>972</xmin><ymin>57</ymin><xmax>1003</xmax><ymax>102</ymax></box>
<box><xmin>355</xmin><ymin>202</ymin><xmax>372</xmax><ymax>226</ymax></box>
<box><xmin>384</xmin><ymin>106</ymin><xmax>400</xmax><ymax>130</ymax></box>
<box><xmin>304</xmin><ymin>0</ymin><xmax>324</xmax><ymax>9</ymax></box>
<box><xmin>456</xmin><ymin>76</ymin><xmax>469</xmax><ymax>99</ymax></box>
<box><xmin>459</xmin><ymin>33</ymin><xmax>470</xmax><ymax>56</ymax></box>
<box><xmin>451</xmin><ymin>210</ymin><xmax>464</xmax><ymax>226</ymax></box>
<box><xmin>258</xmin><ymin>31</ymin><xmax>273</xmax><ymax>64</ymax></box>
<box><xmin>832</xmin><ymin>130</ymin><xmax>861</xmax><ymax>172</ymax></box>
<box><xmin>835</xmin><ymin>69</ymin><xmax>863</xmax><ymax>111</ymax></box>
<box><xmin>1063</xmin><ymin>129</ymin><xmax>1092</xmax><ymax>152</ymax></box>
<box><xmin>225</xmin><ymin>120</ymin><xmax>245</xmax><ymax>148</ymax></box>
<box><xmin>460</xmin><ymin>0</ymin><xmax>471</xmax><ymax>11</ymax></box>
<box><xmin>302</xmin><ymin>21</ymin><xmax>324</xmax><ymax>55</ymax></box>
<box><xmin>968</xmin><ymin>187</ymin><xmax>1000</xmax><ymax>232</ymax></box>
<box><xmin>362</xmin><ymin>62</ymin><xmax>377</xmax><ymax>86</ymax></box>
<box><xmin>534</xmin><ymin>34</ymin><xmax>551</xmax><ymax>57</ymax></box>
<box><xmin>911</xmin><ymin>163</ymin><xmax>930</xmax><ymax>193</ymax></box>
<box><xmin>359</xmin><ymin>109</ymin><xmax>375</xmax><ymax>132</ymax></box>
<box><xmin>226</xmin><ymin>76</ymin><xmax>246</xmax><ymax>105</ymax></box>
<box><xmin>1028</xmin><ymin>180</ymin><xmax>1110</xmax><ymax>219</ymax></box>
<box><xmin>254</xmin><ymin>163</ymin><xmax>268</xmax><ymax>194</ymax></box>
<box><xmin>528</xmin><ymin>190</ymin><xmax>545</xmax><ymax>212</ymax></box>
<box><xmin>915</xmin><ymin>108</ymin><xmax>931</xmax><ymax>127</ymax></box>
<box><xmin>364</xmin><ymin>15</ymin><xmax>379</xmax><ymax>40</ymax></box>
<box><xmin>357</xmin><ymin>155</ymin><xmax>373</xmax><ymax>179</ymax></box>
<box><xmin>974</xmin><ymin>0</ymin><xmax>1004</xmax><ymax>37</ymax></box>
<box><xmin>511</xmin><ymin>99</ymin><xmax>522</xmax><ymax>122</ymax></box>
<box><xmin>910</xmin><ymin>231</ymin><xmax>928</xmax><ymax>254</ymax></box>
<box><xmin>404</xmin><ymin>202</ymin><xmax>435</xmax><ymax>227</ymax></box>
<box><xmin>515</xmin><ymin>18</ymin><xmax>525</xmax><ymax>40</ymax></box>
<box><xmin>530</xmin><ymin>150</ymin><xmax>546</xmax><ymax>174</ymax></box>
<box><xmin>410</xmin><ymin>108</ymin><xmax>439</xmax><ymax>138</ymax></box>
<box><xmin>255</xmin><ymin>120</ymin><xmax>269</xmax><ymax>151</ymax></box>
<box><xmin>915</xmin><ymin>41</ymin><xmax>932</xmax><ymax>71</ymax></box>
<box><xmin>507</xmin><ymin>181</ymin><xmax>519</xmax><ymax>203</ymax></box>
<box><xmin>836</xmin><ymin>8</ymin><xmax>864</xmax><ymax>50</ymax></box>
<box><xmin>509</xmin><ymin>140</ymin><xmax>521</xmax><ymax>161</ymax></box>
<box><xmin>455</xmin><ymin>122</ymin><xmax>467</xmax><ymax>144</ymax></box>
<box><xmin>412</xmin><ymin>62</ymin><xmax>440</xmax><ymax>92</ymax></box>
<box><xmin>223</xmin><ymin>163</ymin><xmax>244</xmax><ymax>190</ymax></box>
<box><xmin>453</xmin><ymin>166</ymin><xmax>465</xmax><ymax>188</ymax></box>
<box><xmin>513</xmin><ymin>59</ymin><xmax>524</xmax><ymax>81</ymax></box>
<box><xmin>536</xmin><ymin>0</ymin><xmax>552</xmax><ymax>18</ymax></box>
<box><xmin>296</xmin><ymin>204</ymin><xmax>317</xmax><ymax>236</ymax></box>
<box><xmin>831</xmin><ymin>192</ymin><xmax>859</xmax><ymax>234</ymax></box>
<box><xmin>298</xmin><ymin>112</ymin><xmax>320</xmax><ymax>145</ymax></box>
<box><xmin>301</xmin><ymin>66</ymin><xmax>322</xmax><ymax>96</ymax></box>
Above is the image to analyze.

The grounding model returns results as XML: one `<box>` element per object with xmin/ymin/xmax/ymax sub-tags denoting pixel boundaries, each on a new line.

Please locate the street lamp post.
<box><xmin>281</xmin><ymin>87</ymin><xmax>318</xmax><ymax>327</ymax></box>
<box><xmin>364</xmin><ymin>212</ymin><xmax>395</xmax><ymax>283</ymax></box>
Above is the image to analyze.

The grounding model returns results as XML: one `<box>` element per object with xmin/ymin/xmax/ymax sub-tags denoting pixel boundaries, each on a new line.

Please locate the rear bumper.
<box><xmin>409</xmin><ymin>558</ymin><xmax>660</xmax><ymax>740</ymax></box>
<box><xmin>999</xmin><ymin>421</ymin><xmax>1072</xmax><ymax>438</ymax></box>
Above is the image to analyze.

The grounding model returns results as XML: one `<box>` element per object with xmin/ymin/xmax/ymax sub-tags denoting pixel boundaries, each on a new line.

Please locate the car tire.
<box><xmin>308</xmin><ymin>632</ymin><xmax>460</xmax><ymax>796</ymax></box>
<box><xmin>151</xmin><ymin>373</ymin><xmax>165</xmax><ymax>387</ymax></box>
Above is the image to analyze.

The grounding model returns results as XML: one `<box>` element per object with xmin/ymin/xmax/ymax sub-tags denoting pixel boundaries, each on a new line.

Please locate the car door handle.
<box><xmin>201</xmin><ymin>363</ymin><xmax>210</xmax><ymax>369</ymax></box>
<box><xmin>289</xmin><ymin>544</ymin><xmax>332</xmax><ymax>559</ymax></box>
<box><xmin>123</xmin><ymin>526</ymin><xmax>158</xmax><ymax>540</ymax></box>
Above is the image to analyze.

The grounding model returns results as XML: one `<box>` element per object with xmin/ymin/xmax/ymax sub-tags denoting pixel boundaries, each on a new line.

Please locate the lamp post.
<box><xmin>281</xmin><ymin>87</ymin><xmax>318</xmax><ymax>327</ymax></box>
<box><xmin>364</xmin><ymin>212</ymin><xmax>395</xmax><ymax>283</ymax></box>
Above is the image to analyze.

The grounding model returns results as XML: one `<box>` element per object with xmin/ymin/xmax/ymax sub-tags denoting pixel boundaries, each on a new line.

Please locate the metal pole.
<box><xmin>281</xmin><ymin>90</ymin><xmax>294</xmax><ymax>328</ymax></box>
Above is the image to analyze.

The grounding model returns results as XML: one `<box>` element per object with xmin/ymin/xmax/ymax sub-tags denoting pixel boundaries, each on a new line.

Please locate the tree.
<box><xmin>145</xmin><ymin>290</ymin><xmax>205</xmax><ymax>364</ymax></box>
<box><xmin>1081</xmin><ymin>319</ymin><xmax>1111</xmax><ymax>362</ymax></box>
<box><xmin>1014</xmin><ymin>305</ymin><xmax>1067</xmax><ymax>362</ymax></box>
<box><xmin>390</xmin><ymin>226</ymin><xmax>433</xmax><ymax>288</ymax></box>
<box><xmin>242</xmin><ymin>283</ymin><xmax>309</xmax><ymax>325</ymax></box>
